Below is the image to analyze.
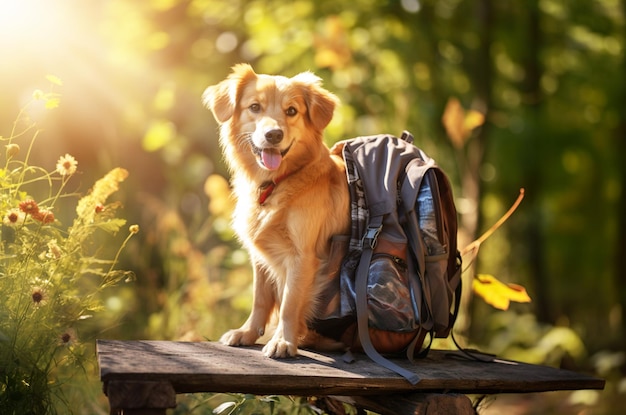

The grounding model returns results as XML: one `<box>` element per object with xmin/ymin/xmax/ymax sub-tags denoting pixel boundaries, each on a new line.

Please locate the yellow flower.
<box><xmin>129</xmin><ymin>224</ymin><xmax>140</xmax><ymax>234</ymax></box>
<box><xmin>56</xmin><ymin>153</ymin><xmax>78</xmax><ymax>177</ymax></box>
<box><xmin>75</xmin><ymin>168</ymin><xmax>128</xmax><ymax>222</ymax></box>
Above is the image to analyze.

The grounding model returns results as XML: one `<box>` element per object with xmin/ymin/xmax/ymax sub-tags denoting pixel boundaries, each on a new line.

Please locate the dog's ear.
<box><xmin>292</xmin><ymin>72</ymin><xmax>339</xmax><ymax>131</ymax></box>
<box><xmin>203</xmin><ymin>81</ymin><xmax>234</xmax><ymax>123</ymax></box>
<box><xmin>203</xmin><ymin>64</ymin><xmax>257</xmax><ymax>123</ymax></box>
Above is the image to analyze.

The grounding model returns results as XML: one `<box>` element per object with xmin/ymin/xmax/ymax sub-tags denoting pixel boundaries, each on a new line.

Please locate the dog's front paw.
<box><xmin>220</xmin><ymin>328</ymin><xmax>259</xmax><ymax>347</ymax></box>
<box><xmin>263</xmin><ymin>336</ymin><xmax>297</xmax><ymax>358</ymax></box>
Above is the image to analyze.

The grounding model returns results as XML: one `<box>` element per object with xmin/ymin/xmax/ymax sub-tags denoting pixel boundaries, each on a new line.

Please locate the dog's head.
<box><xmin>203</xmin><ymin>64</ymin><xmax>339</xmax><ymax>174</ymax></box>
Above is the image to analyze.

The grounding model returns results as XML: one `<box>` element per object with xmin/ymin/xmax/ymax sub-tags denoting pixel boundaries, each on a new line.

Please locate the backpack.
<box><xmin>311</xmin><ymin>131</ymin><xmax>462</xmax><ymax>384</ymax></box>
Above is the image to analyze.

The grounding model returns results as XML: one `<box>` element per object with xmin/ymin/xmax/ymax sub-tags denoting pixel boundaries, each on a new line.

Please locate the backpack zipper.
<box><xmin>372</xmin><ymin>252</ymin><xmax>408</xmax><ymax>270</ymax></box>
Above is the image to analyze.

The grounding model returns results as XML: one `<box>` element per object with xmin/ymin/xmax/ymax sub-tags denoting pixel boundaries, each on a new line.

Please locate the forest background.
<box><xmin>0</xmin><ymin>0</ymin><xmax>625</xmax><ymax>413</ymax></box>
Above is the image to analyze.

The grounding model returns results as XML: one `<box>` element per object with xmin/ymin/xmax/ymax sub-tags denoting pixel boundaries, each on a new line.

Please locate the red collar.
<box><xmin>258</xmin><ymin>172</ymin><xmax>291</xmax><ymax>205</ymax></box>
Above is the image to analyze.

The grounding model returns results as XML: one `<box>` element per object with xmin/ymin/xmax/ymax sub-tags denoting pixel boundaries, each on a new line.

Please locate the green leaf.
<box><xmin>213</xmin><ymin>401</ymin><xmax>236</xmax><ymax>414</ymax></box>
<box><xmin>97</xmin><ymin>218</ymin><xmax>127</xmax><ymax>234</ymax></box>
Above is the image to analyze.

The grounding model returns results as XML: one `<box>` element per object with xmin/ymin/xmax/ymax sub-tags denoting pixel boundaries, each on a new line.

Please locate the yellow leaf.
<box><xmin>442</xmin><ymin>98</ymin><xmax>485</xmax><ymax>149</ymax></box>
<box><xmin>472</xmin><ymin>274</ymin><xmax>532</xmax><ymax>310</ymax></box>
<box><xmin>442</xmin><ymin>97</ymin><xmax>466</xmax><ymax>148</ymax></box>
<box><xmin>464</xmin><ymin>109</ymin><xmax>485</xmax><ymax>131</ymax></box>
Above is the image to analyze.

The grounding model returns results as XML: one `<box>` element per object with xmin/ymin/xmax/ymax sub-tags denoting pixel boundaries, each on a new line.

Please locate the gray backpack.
<box><xmin>312</xmin><ymin>131</ymin><xmax>462</xmax><ymax>384</ymax></box>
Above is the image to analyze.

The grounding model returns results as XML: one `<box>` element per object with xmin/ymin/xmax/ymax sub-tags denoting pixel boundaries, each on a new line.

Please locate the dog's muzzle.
<box><xmin>250</xmin><ymin>138</ymin><xmax>294</xmax><ymax>171</ymax></box>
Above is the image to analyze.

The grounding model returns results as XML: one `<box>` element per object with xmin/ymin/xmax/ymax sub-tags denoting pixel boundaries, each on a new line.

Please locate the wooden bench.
<box><xmin>97</xmin><ymin>340</ymin><xmax>605</xmax><ymax>415</ymax></box>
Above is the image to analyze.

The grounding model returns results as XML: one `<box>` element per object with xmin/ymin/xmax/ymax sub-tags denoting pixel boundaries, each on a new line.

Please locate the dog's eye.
<box><xmin>249</xmin><ymin>103</ymin><xmax>261</xmax><ymax>113</ymax></box>
<box><xmin>285</xmin><ymin>107</ymin><xmax>297</xmax><ymax>117</ymax></box>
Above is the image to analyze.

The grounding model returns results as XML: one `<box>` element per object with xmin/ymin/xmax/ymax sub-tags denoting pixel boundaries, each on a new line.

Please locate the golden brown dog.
<box><xmin>203</xmin><ymin>64</ymin><xmax>350</xmax><ymax>358</ymax></box>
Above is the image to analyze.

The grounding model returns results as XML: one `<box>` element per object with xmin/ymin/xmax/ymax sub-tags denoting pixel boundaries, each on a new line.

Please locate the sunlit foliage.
<box><xmin>0</xmin><ymin>0</ymin><xmax>625</xmax><ymax>413</ymax></box>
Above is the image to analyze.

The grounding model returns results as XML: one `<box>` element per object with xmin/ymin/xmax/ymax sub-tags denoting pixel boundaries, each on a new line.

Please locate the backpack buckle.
<box><xmin>362</xmin><ymin>225</ymin><xmax>382</xmax><ymax>250</ymax></box>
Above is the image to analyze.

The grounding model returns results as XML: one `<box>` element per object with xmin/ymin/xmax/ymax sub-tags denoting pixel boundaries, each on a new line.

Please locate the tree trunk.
<box><xmin>459</xmin><ymin>0</ymin><xmax>493</xmax><ymax>334</ymax></box>
<box><xmin>613</xmin><ymin>0</ymin><xmax>626</xmax><ymax>351</ymax></box>
<box><xmin>522</xmin><ymin>0</ymin><xmax>554</xmax><ymax>324</ymax></box>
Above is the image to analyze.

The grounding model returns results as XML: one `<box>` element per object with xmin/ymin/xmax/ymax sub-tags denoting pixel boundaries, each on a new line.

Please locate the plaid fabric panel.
<box><xmin>344</xmin><ymin>147</ymin><xmax>368</xmax><ymax>253</ymax></box>
<box><xmin>338</xmin><ymin>145</ymin><xmax>367</xmax><ymax>316</ymax></box>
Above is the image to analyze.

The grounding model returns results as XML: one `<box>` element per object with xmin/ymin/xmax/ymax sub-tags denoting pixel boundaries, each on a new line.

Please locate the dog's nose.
<box><xmin>264</xmin><ymin>129</ymin><xmax>284</xmax><ymax>145</ymax></box>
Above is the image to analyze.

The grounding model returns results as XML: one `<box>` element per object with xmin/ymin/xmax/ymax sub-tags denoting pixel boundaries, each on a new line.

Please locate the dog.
<box><xmin>203</xmin><ymin>64</ymin><xmax>350</xmax><ymax>358</ymax></box>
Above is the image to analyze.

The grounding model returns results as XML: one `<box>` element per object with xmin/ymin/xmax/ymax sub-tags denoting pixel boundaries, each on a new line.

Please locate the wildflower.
<box><xmin>129</xmin><ymin>224</ymin><xmax>139</xmax><ymax>234</ymax></box>
<box><xmin>3</xmin><ymin>209</ymin><xmax>25</xmax><ymax>226</ymax></box>
<box><xmin>56</xmin><ymin>153</ymin><xmax>78</xmax><ymax>177</ymax></box>
<box><xmin>33</xmin><ymin>209</ymin><xmax>55</xmax><ymax>224</ymax></box>
<box><xmin>31</xmin><ymin>287</ymin><xmax>47</xmax><ymax>306</ymax></box>
<box><xmin>75</xmin><ymin>167</ymin><xmax>128</xmax><ymax>220</ymax></box>
<box><xmin>19</xmin><ymin>199</ymin><xmax>39</xmax><ymax>215</ymax></box>
<box><xmin>5</xmin><ymin>143</ymin><xmax>20</xmax><ymax>158</ymax></box>
<box><xmin>59</xmin><ymin>328</ymin><xmax>77</xmax><ymax>346</ymax></box>
<box><xmin>45</xmin><ymin>239</ymin><xmax>63</xmax><ymax>259</ymax></box>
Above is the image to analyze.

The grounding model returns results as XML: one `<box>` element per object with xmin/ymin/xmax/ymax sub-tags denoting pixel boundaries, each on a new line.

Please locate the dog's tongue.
<box><xmin>261</xmin><ymin>148</ymin><xmax>282</xmax><ymax>170</ymax></box>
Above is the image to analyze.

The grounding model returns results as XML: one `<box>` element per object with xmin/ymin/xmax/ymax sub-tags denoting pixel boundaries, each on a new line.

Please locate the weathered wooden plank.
<box><xmin>97</xmin><ymin>340</ymin><xmax>604</xmax><ymax>397</ymax></box>
<box><xmin>105</xmin><ymin>380</ymin><xmax>176</xmax><ymax>413</ymax></box>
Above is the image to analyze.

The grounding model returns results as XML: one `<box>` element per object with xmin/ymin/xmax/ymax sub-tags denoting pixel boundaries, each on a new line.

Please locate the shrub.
<box><xmin>0</xmin><ymin>77</ymin><xmax>137</xmax><ymax>414</ymax></box>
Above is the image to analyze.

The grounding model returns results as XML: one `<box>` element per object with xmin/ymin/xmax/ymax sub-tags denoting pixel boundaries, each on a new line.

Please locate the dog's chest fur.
<box><xmin>231</xmin><ymin>178</ymin><xmax>303</xmax><ymax>274</ymax></box>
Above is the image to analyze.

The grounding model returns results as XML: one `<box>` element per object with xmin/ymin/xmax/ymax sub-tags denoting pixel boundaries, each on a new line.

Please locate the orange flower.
<box><xmin>33</xmin><ymin>209</ymin><xmax>55</xmax><ymax>224</ymax></box>
<box><xmin>19</xmin><ymin>199</ymin><xmax>39</xmax><ymax>215</ymax></box>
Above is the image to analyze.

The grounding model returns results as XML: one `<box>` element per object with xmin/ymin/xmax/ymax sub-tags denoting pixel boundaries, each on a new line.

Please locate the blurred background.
<box><xmin>0</xmin><ymin>0</ymin><xmax>624</xmax><ymax>413</ymax></box>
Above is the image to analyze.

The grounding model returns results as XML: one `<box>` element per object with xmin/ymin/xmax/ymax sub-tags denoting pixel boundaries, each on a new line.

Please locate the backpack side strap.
<box><xmin>356</xmin><ymin>215</ymin><xmax>421</xmax><ymax>385</ymax></box>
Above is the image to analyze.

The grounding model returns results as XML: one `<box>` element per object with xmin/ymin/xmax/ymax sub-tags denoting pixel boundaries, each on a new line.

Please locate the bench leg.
<box><xmin>347</xmin><ymin>393</ymin><xmax>475</xmax><ymax>415</ymax></box>
<box><xmin>105</xmin><ymin>380</ymin><xmax>176</xmax><ymax>415</ymax></box>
